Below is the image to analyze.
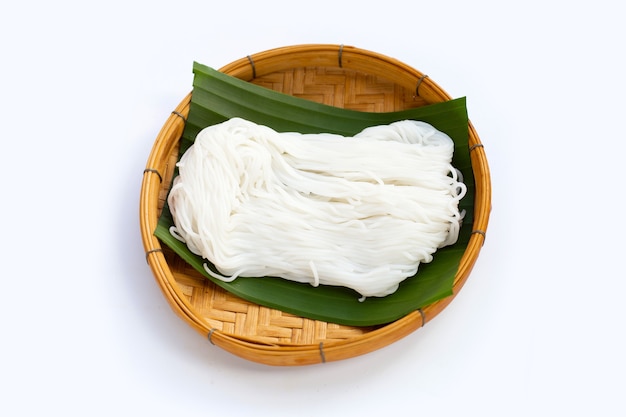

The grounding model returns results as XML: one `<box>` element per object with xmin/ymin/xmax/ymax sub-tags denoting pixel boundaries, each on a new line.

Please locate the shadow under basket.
<box><xmin>139</xmin><ymin>44</ymin><xmax>492</xmax><ymax>366</ymax></box>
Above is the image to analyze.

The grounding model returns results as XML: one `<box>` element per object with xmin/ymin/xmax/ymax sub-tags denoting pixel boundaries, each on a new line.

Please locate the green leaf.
<box><xmin>154</xmin><ymin>62</ymin><xmax>473</xmax><ymax>326</ymax></box>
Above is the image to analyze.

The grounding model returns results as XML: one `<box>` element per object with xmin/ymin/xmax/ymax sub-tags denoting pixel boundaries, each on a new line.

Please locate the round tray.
<box><xmin>140</xmin><ymin>44</ymin><xmax>491</xmax><ymax>366</ymax></box>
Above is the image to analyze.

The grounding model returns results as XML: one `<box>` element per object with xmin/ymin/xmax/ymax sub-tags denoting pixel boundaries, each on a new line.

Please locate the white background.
<box><xmin>2</xmin><ymin>1</ymin><xmax>625</xmax><ymax>415</ymax></box>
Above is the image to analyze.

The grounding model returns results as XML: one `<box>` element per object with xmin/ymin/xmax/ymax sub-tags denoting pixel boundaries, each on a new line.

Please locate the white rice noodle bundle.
<box><xmin>168</xmin><ymin>117</ymin><xmax>466</xmax><ymax>299</ymax></box>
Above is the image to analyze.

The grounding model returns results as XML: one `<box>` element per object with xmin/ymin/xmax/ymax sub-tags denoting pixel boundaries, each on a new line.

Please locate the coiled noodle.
<box><xmin>168</xmin><ymin>118</ymin><xmax>466</xmax><ymax>299</ymax></box>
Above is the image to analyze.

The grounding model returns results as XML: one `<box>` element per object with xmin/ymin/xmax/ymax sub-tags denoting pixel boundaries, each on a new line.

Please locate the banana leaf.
<box><xmin>154</xmin><ymin>62</ymin><xmax>473</xmax><ymax>326</ymax></box>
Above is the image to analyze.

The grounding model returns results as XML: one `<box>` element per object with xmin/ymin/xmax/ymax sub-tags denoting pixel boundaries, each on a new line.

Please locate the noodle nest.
<box><xmin>168</xmin><ymin>118</ymin><xmax>466</xmax><ymax>299</ymax></box>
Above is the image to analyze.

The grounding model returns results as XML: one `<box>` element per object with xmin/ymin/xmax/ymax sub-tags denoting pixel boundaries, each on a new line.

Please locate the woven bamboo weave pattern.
<box><xmin>252</xmin><ymin>67</ymin><xmax>428</xmax><ymax>111</ymax></box>
<box><xmin>160</xmin><ymin>245</ymin><xmax>379</xmax><ymax>345</ymax></box>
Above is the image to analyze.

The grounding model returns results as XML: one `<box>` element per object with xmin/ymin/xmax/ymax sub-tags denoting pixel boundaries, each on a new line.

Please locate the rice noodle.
<box><xmin>168</xmin><ymin>117</ymin><xmax>466</xmax><ymax>299</ymax></box>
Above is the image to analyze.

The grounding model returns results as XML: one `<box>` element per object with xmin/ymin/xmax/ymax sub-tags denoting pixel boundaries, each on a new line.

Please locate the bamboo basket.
<box><xmin>139</xmin><ymin>44</ymin><xmax>491</xmax><ymax>366</ymax></box>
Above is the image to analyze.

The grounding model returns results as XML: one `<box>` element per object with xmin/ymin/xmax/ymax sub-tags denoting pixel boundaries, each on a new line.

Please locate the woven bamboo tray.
<box><xmin>140</xmin><ymin>44</ymin><xmax>491</xmax><ymax>366</ymax></box>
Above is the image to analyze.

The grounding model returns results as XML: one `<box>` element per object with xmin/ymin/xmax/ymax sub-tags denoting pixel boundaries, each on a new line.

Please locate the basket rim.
<box><xmin>140</xmin><ymin>44</ymin><xmax>491</xmax><ymax>366</ymax></box>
